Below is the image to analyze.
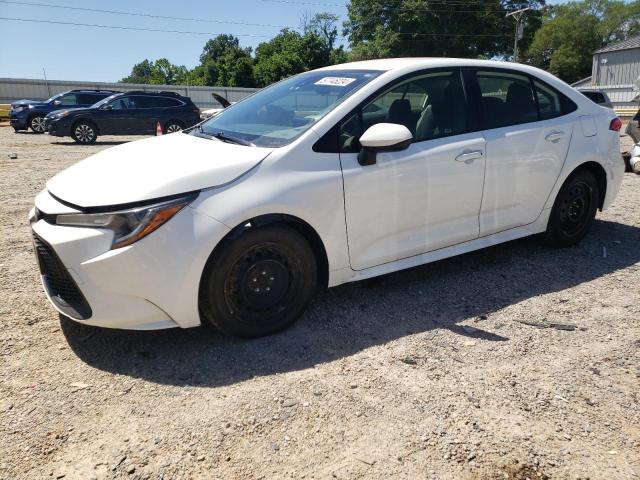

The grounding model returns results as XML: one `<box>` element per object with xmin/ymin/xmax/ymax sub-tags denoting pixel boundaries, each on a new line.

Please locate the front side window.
<box><xmin>110</xmin><ymin>96</ymin><xmax>136</xmax><ymax>110</ymax></box>
<box><xmin>199</xmin><ymin>69</ymin><xmax>381</xmax><ymax>148</ymax></box>
<box><xmin>59</xmin><ymin>94</ymin><xmax>78</xmax><ymax>106</ymax></box>
<box><xmin>339</xmin><ymin>69</ymin><xmax>467</xmax><ymax>152</ymax></box>
<box><xmin>475</xmin><ymin>70</ymin><xmax>537</xmax><ymax>129</ymax></box>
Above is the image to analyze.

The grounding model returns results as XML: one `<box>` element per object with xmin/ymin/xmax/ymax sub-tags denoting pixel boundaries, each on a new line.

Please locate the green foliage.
<box><xmin>120</xmin><ymin>58</ymin><xmax>188</xmax><ymax>85</ymax></box>
<box><xmin>344</xmin><ymin>0</ymin><xmax>544</xmax><ymax>61</ymax></box>
<box><xmin>525</xmin><ymin>1</ymin><xmax>640</xmax><ymax>83</ymax></box>
<box><xmin>253</xmin><ymin>29</ymin><xmax>331</xmax><ymax>87</ymax></box>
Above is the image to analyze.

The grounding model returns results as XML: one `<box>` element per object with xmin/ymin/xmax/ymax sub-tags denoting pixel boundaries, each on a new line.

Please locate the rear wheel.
<box><xmin>29</xmin><ymin>115</ymin><xmax>46</xmax><ymax>133</ymax></box>
<box><xmin>71</xmin><ymin>121</ymin><xmax>98</xmax><ymax>144</ymax></box>
<box><xmin>199</xmin><ymin>225</ymin><xmax>317</xmax><ymax>338</ymax></box>
<box><xmin>544</xmin><ymin>169</ymin><xmax>599</xmax><ymax>247</ymax></box>
<box><xmin>164</xmin><ymin>120</ymin><xmax>184</xmax><ymax>134</ymax></box>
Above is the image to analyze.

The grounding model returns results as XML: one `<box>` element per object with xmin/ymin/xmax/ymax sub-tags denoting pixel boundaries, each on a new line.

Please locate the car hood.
<box><xmin>47</xmin><ymin>132</ymin><xmax>273</xmax><ymax>208</ymax></box>
<box><xmin>46</xmin><ymin>107</ymin><xmax>87</xmax><ymax>118</ymax></box>
<box><xmin>12</xmin><ymin>99</ymin><xmax>46</xmax><ymax>108</ymax></box>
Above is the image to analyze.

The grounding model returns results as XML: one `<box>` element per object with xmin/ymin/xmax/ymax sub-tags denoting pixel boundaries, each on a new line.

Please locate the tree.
<box><xmin>253</xmin><ymin>29</ymin><xmax>331</xmax><ymax>87</ymax></box>
<box><xmin>344</xmin><ymin>0</ymin><xmax>545</xmax><ymax>61</ymax></box>
<box><xmin>120</xmin><ymin>58</ymin><xmax>188</xmax><ymax>85</ymax></box>
<box><xmin>197</xmin><ymin>34</ymin><xmax>255</xmax><ymax>87</ymax></box>
<box><xmin>525</xmin><ymin>1</ymin><xmax>640</xmax><ymax>83</ymax></box>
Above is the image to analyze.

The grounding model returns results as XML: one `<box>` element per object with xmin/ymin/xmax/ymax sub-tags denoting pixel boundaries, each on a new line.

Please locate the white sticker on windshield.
<box><xmin>314</xmin><ymin>77</ymin><xmax>357</xmax><ymax>87</ymax></box>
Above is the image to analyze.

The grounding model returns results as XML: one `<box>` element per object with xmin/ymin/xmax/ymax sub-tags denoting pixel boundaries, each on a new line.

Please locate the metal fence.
<box><xmin>0</xmin><ymin>78</ymin><xmax>260</xmax><ymax>108</ymax></box>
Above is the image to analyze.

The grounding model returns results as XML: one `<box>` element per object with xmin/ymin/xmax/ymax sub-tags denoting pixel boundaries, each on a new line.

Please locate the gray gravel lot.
<box><xmin>0</xmin><ymin>126</ymin><xmax>639</xmax><ymax>480</ymax></box>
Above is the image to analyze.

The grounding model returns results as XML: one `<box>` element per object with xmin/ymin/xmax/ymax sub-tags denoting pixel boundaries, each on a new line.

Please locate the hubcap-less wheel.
<box><xmin>74</xmin><ymin>124</ymin><xmax>95</xmax><ymax>143</ymax></box>
<box><xmin>558</xmin><ymin>182</ymin><xmax>591</xmax><ymax>236</ymax></box>
<box><xmin>199</xmin><ymin>224</ymin><xmax>317</xmax><ymax>337</ymax></box>
<box><xmin>225</xmin><ymin>244</ymin><xmax>294</xmax><ymax>318</ymax></box>
<box><xmin>30</xmin><ymin>116</ymin><xmax>46</xmax><ymax>133</ymax></box>
<box><xmin>166</xmin><ymin>123</ymin><xmax>182</xmax><ymax>133</ymax></box>
<box><xmin>544</xmin><ymin>169</ymin><xmax>599</xmax><ymax>247</ymax></box>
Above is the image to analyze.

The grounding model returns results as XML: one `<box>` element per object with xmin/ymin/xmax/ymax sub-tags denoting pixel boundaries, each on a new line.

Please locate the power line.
<box><xmin>260</xmin><ymin>0</ymin><xmax>514</xmax><ymax>13</ymax></box>
<box><xmin>0</xmin><ymin>17</ymin><xmax>274</xmax><ymax>37</ymax></box>
<box><xmin>0</xmin><ymin>0</ymin><xmax>288</xmax><ymax>28</ymax></box>
<box><xmin>0</xmin><ymin>16</ymin><xmax>509</xmax><ymax>39</ymax></box>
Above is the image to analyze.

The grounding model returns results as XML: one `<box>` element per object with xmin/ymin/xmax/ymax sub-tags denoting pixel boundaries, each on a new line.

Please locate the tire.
<box><xmin>71</xmin><ymin>120</ymin><xmax>98</xmax><ymax>144</ymax></box>
<box><xmin>164</xmin><ymin>120</ymin><xmax>184</xmax><ymax>134</ymax></box>
<box><xmin>29</xmin><ymin>114</ymin><xmax>46</xmax><ymax>133</ymax></box>
<box><xmin>544</xmin><ymin>169</ymin><xmax>600</xmax><ymax>247</ymax></box>
<box><xmin>199</xmin><ymin>224</ymin><xmax>317</xmax><ymax>338</ymax></box>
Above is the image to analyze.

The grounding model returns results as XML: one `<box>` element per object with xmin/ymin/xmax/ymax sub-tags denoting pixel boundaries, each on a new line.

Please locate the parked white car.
<box><xmin>31</xmin><ymin>58</ymin><xmax>625</xmax><ymax>337</ymax></box>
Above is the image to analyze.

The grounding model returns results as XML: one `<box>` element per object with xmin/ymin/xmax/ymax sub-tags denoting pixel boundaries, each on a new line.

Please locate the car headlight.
<box><xmin>55</xmin><ymin>193</ymin><xmax>197</xmax><ymax>249</ymax></box>
<box><xmin>12</xmin><ymin>106</ymin><xmax>26</xmax><ymax>113</ymax></box>
<box><xmin>52</xmin><ymin>111</ymin><xmax>70</xmax><ymax>119</ymax></box>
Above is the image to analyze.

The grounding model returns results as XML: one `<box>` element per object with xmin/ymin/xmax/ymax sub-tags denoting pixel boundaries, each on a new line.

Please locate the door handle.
<box><xmin>545</xmin><ymin>131</ymin><xmax>565</xmax><ymax>142</ymax></box>
<box><xmin>455</xmin><ymin>150</ymin><xmax>484</xmax><ymax>163</ymax></box>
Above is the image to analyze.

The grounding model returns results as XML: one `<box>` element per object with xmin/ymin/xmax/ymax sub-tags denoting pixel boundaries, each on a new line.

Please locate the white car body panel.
<box><xmin>31</xmin><ymin>58</ymin><xmax>625</xmax><ymax>330</ymax></box>
<box><xmin>340</xmin><ymin>132</ymin><xmax>486</xmax><ymax>270</ymax></box>
<box><xmin>479</xmin><ymin>115</ymin><xmax>573</xmax><ymax>236</ymax></box>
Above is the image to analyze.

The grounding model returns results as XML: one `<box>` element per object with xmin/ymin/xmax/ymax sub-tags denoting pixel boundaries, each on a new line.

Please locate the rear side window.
<box><xmin>533</xmin><ymin>80</ymin><xmax>564</xmax><ymax>119</ymax></box>
<box><xmin>155</xmin><ymin>97</ymin><xmax>184</xmax><ymax>107</ymax></box>
<box><xmin>475</xmin><ymin>70</ymin><xmax>537</xmax><ymax>129</ymax></box>
<box><xmin>77</xmin><ymin>93</ymin><xmax>105</xmax><ymax>104</ymax></box>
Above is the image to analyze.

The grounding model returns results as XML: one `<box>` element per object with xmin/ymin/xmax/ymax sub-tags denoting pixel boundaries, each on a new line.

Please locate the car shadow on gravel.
<box><xmin>61</xmin><ymin>219</ymin><xmax>640</xmax><ymax>387</ymax></box>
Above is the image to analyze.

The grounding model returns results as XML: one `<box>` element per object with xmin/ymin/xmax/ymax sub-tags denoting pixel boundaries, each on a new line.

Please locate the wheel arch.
<box><xmin>72</xmin><ymin>116</ymin><xmax>100</xmax><ymax>135</ymax></box>
<box><xmin>201</xmin><ymin>213</ymin><xmax>330</xmax><ymax>290</ymax></box>
<box><xmin>573</xmin><ymin>161</ymin><xmax>607</xmax><ymax>210</ymax></box>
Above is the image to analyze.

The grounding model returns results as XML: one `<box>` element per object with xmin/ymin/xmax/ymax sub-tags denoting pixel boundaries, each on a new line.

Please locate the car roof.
<box><xmin>67</xmin><ymin>89</ymin><xmax>117</xmax><ymax>93</ymax></box>
<box><xmin>317</xmin><ymin>57</ymin><xmax>536</xmax><ymax>72</ymax></box>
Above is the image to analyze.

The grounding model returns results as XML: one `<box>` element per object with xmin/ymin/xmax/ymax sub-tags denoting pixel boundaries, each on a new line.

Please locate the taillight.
<box><xmin>609</xmin><ymin>117</ymin><xmax>622</xmax><ymax>131</ymax></box>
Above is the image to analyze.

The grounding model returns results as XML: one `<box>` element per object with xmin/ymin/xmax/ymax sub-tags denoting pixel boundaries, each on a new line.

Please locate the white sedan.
<box><xmin>31</xmin><ymin>58</ymin><xmax>624</xmax><ymax>337</ymax></box>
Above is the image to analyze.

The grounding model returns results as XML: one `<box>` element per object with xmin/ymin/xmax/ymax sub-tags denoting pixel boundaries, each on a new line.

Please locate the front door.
<box><xmin>339</xmin><ymin>68</ymin><xmax>486</xmax><ymax>271</ymax></box>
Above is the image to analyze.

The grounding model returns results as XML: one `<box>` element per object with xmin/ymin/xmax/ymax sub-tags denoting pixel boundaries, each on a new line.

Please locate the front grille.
<box><xmin>32</xmin><ymin>233</ymin><xmax>92</xmax><ymax>320</ymax></box>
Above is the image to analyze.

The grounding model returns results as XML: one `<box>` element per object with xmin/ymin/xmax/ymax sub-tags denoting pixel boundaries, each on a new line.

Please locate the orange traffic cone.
<box><xmin>156</xmin><ymin>121</ymin><xmax>163</xmax><ymax>136</ymax></box>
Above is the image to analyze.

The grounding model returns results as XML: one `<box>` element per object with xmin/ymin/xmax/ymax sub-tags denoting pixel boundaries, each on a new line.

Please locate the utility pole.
<box><xmin>506</xmin><ymin>7</ymin><xmax>529</xmax><ymax>62</ymax></box>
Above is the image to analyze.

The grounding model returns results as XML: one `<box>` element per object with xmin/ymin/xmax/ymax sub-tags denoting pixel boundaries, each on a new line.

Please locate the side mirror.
<box><xmin>102</xmin><ymin>104</ymin><xmax>113</xmax><ymax>111</ymax></box>
<box><xmin>53</xmin><ymin>100</ymin><xmax>62</xmax><ymax>106</ymax></box>
<box><xmin>357</xmin><ymin>123</ymin><xmax>413</xmax><ymax>166</ymax></box>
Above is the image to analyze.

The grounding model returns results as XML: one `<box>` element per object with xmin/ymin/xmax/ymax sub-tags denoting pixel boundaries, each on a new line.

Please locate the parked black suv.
<box><xmin>10</xmin><ymin>90</ymin><xmax>117</xmax><ymax>133</ymax></box>
<box><xmin>44</xmin><ymin>91</ymin><xmax>201</xmax><ymax>144</ymax></box>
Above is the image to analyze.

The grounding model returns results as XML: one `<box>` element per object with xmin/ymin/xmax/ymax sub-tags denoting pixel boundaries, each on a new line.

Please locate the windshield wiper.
<box><xmin>211</xmin><ymin>131</ymin><xmax>254</xmax><ymax>147</ymax></box>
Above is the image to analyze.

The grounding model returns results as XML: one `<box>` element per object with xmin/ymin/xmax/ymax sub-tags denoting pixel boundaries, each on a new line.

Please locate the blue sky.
<box><xmin>0</xmin><ymin>0</ymin><xmax>566</xmax><ymax>82</ymax></box>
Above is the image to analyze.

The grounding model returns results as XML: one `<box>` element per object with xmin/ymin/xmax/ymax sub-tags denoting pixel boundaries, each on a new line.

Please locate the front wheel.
<box><xmin>29</xmin><ymin>115</ymin><xmax>46</xmax><ymax>133</ymax></box>
<box><xmin>544</xmin><ymin>169</ymin><xmax>600</xmax><ymax>247</ymax></box>
<box><xmin>199</xmin><ymin>225</ymin><xmax>317</xmax><ymax>338</ymax></box>
<box><xmin>71</xmin><ymin>121</ymin><xmax>98</xmax><ymax>144</ymax></box>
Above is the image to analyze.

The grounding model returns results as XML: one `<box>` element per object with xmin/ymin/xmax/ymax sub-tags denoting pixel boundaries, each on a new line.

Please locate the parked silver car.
<box><xmin>578</xmin><ymin>89</ymin><xmax>614</xmax><ymax>110</ymax></box>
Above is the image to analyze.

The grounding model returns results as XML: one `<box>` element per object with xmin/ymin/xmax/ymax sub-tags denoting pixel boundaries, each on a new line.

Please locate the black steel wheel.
<box><xmin>544</xmin><ymin>169</ymin><xmax>600</xmax><ymax>247</ymax></box>
<box><xmin>71</xmin><ymin>120</ymin><xmax>98</xmax><ymax>144</ymax></box>
<box><xmin>199</xmin><ymin>224</ymin><xmax>317</xmax><ymax>337</ymax></box>
<box><xmin>29</xmin><ymin>115</ymin><xmax>46</xmax><ymax>133</ymax></box>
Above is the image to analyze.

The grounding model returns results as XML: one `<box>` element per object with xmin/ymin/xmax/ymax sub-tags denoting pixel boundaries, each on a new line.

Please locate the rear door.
<box><xmin>467</xmin><ymin>68</ymin><xmax>574</xmax><ymax>236</ymax></box>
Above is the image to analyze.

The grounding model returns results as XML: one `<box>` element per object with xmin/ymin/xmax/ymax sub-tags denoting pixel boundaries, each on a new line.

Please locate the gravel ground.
<box><xmin>0</xmin><ymin>126</ymin><xmax>639</xmax><ymax>480</ymax></box>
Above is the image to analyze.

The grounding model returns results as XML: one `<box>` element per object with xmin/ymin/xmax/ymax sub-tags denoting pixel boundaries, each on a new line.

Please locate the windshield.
<box><xmin>91</xmin><ymin>93</ymin><xmax>120</xmax><ymax>108</ymax></box>
<box><xmin>198</xmin><ymin>69</ymin><xmax>381</xmax><ymax>148</ymax></box>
